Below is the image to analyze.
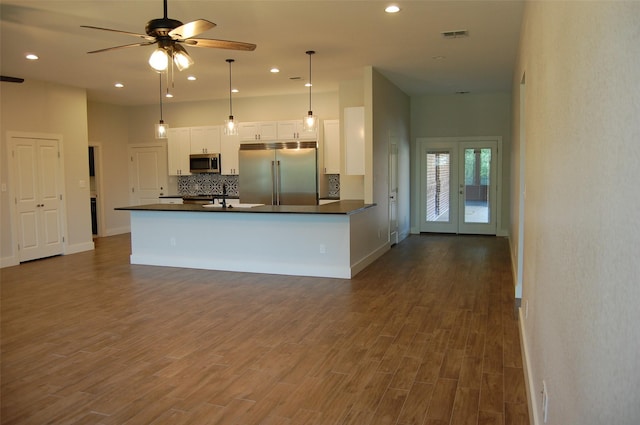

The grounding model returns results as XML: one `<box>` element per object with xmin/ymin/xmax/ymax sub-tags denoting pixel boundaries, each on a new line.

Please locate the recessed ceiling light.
<box><xmin>385</xmin><ymin>5</ymin><xmax>401</xmax><ymax>13</ymax></box>
<box><xmin>270</xmin><ymin>67</ymin><xmax>280</xmax><ymax>73</ymax></box>
<box><xmin>187</xmin><ymin>75</ymin><xmax>196</xmax><ymax>81</ymax></box>
<box><xmin>25</xmin><ymin>53</ymin><xmax>39</xmax><ymax>60</ymax></box>
<box><xmin>165</xmin><ymin>92</ymin><xmax>173</xmax><ymax>98</ymax></box>
<box><xmin>432</xmin><ymin>55</ymin><xmax>446</xmax><ymax>60</ymax></box>
<box><xmin>305</xmin><ymin>83</ymin><xmax>313</xmax><ymax>87</ymax></box>
<box><xmin>232</xmin><ymin>88</ymin><xmax>239</xmax><ymax>93</ymax></box>
<box><xmin>114</xmin><ymin>82</ymin><xmax>124</xmax><ymax>88</ymax></box>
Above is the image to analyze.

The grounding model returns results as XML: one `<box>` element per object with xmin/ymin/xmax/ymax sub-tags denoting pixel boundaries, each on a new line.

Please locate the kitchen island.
<box><xmin>116</xmin><ymin>201</ymin><xmax>385</xmax><ymax>279</ymax></box>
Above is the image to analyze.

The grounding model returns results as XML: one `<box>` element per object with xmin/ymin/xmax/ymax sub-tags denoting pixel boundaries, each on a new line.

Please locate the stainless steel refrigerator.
<box><xmin>239</xmin><ymin>141</ymin><xmax>318</xmax><ymax>205</ymax></box>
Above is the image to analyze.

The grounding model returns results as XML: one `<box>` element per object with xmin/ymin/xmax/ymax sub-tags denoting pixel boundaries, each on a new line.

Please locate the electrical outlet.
<box><xmin>319</xmin><ymin>244</ymin><xmax>326</xmax><ymax>254</ymax></box>
<box><xmin>542</xmin><ymin>380</ymin><xmax>549</xmax><ymax>423</ymax></box>
<box><xmin>170</xmin><ymin>237</ymin><xmax>176</xmax><ymax>247</ymax></box>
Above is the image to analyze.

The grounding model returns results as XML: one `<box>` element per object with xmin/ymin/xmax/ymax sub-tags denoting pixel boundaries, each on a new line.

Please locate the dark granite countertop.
<box><xmin>116</xmin><ymin>200</ymin><xmax>374</xmax><ymax>215</ymax></box>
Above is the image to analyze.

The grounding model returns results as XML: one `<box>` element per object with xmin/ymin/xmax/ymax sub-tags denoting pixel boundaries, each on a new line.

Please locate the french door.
<box><xmin>419</xmin><ymin>138</ymin><xmax>498</xmax><ymax>235</ymax></box>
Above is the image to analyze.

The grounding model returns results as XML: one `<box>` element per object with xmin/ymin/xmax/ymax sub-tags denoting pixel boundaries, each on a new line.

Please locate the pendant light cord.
<box><xmin>227</xmin><ymin>59</ymin><xmax>234</xmax><ymax>117</ymax></box>
<box><xmin>306</xmin><ymin>51</ymin><xmax>315</xmax><ymax>113</ymax></box>
<box><xmin>159</xmin><ymin>73</ymin><xmax>163</xmax><ymax>121</ymax></box>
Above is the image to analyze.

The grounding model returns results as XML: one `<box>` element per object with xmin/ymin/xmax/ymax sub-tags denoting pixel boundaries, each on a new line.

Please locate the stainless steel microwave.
<box><xmin>189</xmin><ymin>153</ymin><xmax>221</xmax><ymax>173</ymax></box>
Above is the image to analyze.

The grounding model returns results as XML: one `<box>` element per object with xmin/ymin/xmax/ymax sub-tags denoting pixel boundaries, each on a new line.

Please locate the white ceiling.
<box><xmin>0</xmin><ymin>0</ymin><xmax>524</xmax><ymax>106</ymax></box>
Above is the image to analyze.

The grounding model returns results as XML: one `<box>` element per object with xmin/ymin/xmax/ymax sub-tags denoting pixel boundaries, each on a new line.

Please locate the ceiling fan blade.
<box><xmin>1</xmin><ymin>76</ymin><xmax>24</xmax><ymax>83</ymax></box>
<box><xmin>81</xmin><ymin>25</ymin><xmax>155</xmax><ymax>42</ymax></box>
<box><xmin>184</xmin><ymin>38</ymin><xmax>257</xmax><ymax>51</ymax></box>
<box><xmin>87</xmin><ymin>41</ymin><xmax>156</xmax><ymax>54</ymax></box>
<box><xmin>169</xmin><ymin>19</ymin><xmax>216</xmax><ymax>40</ymax></box>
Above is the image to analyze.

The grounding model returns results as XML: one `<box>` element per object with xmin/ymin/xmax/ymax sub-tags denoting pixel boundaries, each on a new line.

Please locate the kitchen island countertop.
<box><xmin>116</xmin><ymin>200</ymin><xmax>374</xmax><ymax>215</ymax></box>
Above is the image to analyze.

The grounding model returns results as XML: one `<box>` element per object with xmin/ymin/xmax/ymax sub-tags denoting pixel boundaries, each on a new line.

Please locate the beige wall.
<box><xmin>410</xmin><ymin>92</ymin><xmax>512</xmax><ymax>235</ymax></box>
<box><xmin>514</xmin><ymin>2</ymin><xmax>640</xmax><ymax>424</ymax></box>
<box><xmin>1</xmin><ymin>80</ymin><xmax>93</xmax><ymax>264</ymax></box>
<box><xmin>369</xmin><ymin>68</ymin><xmax>411</xmax><ymax>241</ymax></box>
<box><xmin>87</xmin><ymin>102</ymin><xmax>133</xmax><ymax>236</ymax></box>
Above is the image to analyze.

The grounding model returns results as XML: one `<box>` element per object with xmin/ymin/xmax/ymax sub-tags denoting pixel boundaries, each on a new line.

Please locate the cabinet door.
<box><xmin>220</xmin><ymin>133</ymin><xmax>240</xmax><ymax>174</ymax></box>
<box><xmin>277</xmin><ymin>120</ymin><xmax>317</xmax><ymax>140</ymax></box>
<box><xmin>257</xmin><ymin>122</ymin><xmax>277</xmax><ymax>140</ymax></box>
<box><xmin>190</xmin><ymin>126</ymin><xmax>221</xmax><ymax>154</ymax></box>
<box><xmin>344</xmin><ymin>106</ymin><xmax>365</xmax><ymax>175</ymax></box>
<box><xmin>167</xmin><ymin>128</ymin><xmax>191</xmax><ymax>175</ymax></box>
<box><xmin>239</xmin><ymin>122</ymin><xmax>260</xmax><ymax>141</ymax></box>
<box><xmin>239</xmin><ymin>121</ymin><xmax>278</xmax><ymax>141</ymax></box>
<box><xmin>323</xmin><ymin>120</ymin><xmax>340</xmax><ymax>174</ymax></box>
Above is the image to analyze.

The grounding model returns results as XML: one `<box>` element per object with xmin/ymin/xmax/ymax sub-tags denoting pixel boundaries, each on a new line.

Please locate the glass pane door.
<box><xmin>420</xmin><ymin>143</ymin><xmax>458</xmax><ymax>233</ymax></box>
<box><xmin>426</xmin><ymin>151</ymin><xmax>450</xmax><ymax>222</ymax></box>
<box><xmin>458</xmin><ymin>141</ymin><xmax>497</xmax><ymax>234</ymax></box>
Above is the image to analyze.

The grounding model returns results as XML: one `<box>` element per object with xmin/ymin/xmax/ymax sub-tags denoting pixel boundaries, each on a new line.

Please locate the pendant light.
<box><xmin>155</xmin><ymin>73</ymin><xmax>168</xmax><ymax>139</ymax></box>
<box><xmin>303</xmin><ymin>50</ymin><xmax>317</xmax><ymax>132</ymax></box>
<box><xmin>224</xmin><ymin>58</ymin><xmax>238</xmax><ymax>136</ymax></box>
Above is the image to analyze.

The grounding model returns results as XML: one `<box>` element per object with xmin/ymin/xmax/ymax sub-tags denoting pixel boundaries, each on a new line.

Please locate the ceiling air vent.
<box><xmin>441</xmin><ymin>30</ymin><xmax>469</xmax><ymax>39</ymax></box>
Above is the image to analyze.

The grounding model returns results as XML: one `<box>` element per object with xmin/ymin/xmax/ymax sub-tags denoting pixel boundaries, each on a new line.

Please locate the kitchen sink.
<box><xmin>202</xmin><ymin>203</ymin><xmax>264</xmax><ymax>208</ymax></box>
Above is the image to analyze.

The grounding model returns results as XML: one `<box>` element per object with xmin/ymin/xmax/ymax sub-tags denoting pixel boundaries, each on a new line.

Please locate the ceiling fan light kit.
<box><xmin>149</xmin><ymin>48</ymin><xmax>170</xmax><ymax>72</ymax></box>
<box><xmin>83</xmin><ymin>0</ymin><xmax>256</xmax><ymax>73</ymax></box>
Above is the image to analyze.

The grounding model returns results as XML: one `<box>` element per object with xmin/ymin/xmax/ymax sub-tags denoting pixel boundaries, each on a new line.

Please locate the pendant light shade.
<box><xmin>149</xmin><ymin>48</ymin><xmax>170</xmax><ymax>72</ymax></box>
<box><xmin>172</xmin><ymin>44</ymin><xmax>194</xmax><ymax>71</ymax></box>
<box><xmin>302</xmin><ymin>50</ymin><xmax>317</xmax><ymax>133</ymax></box>
<box><xmin>224</xmin><ymin>58</ymin><xmax>238</xmax><ymax>136</ymax></box>
<box><xmin>155</xmin><ymin>73</ymin><xmax>168</xmax><ymax>139</ymax></box>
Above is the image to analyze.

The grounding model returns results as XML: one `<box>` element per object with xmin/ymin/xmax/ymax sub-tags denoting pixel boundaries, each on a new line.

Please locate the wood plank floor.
<box><xmin>1</xmin><ymin>233</ymin><xmax>529</xmax><ymax>425</ymax></box>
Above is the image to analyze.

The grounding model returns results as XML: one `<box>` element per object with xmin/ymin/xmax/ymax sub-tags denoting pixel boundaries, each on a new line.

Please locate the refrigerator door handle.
<box><xmin>275</xmin><ymin>160</ymin><xmax>281</xmax><ymax>205</ymax></box>
<box><xmin>271</xmin><ymin>160</ymin><xmax>276</xmax><ymax>205</ymax></box>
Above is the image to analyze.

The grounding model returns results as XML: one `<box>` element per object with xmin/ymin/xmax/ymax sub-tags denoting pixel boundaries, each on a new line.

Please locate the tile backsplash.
<box><xmin>178</xmin><ymin>173</ymin><xmax>340</xmax><ymax>198</ymax></box>
<box><xmin>178</xmin><ymin>174</ymin><xmax>239</xmax><ymax>197</ymax></box>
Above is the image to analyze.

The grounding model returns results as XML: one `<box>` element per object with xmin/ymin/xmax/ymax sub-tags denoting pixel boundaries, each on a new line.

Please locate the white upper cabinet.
<box><xmin>277</xmin><ymin>120</ymin><xmax>317</xmax><ymax>140</ymax></box>
<box><xmin>167</xmin><ymin>128</ymin><xmax>191</xmax><ymax>176</ymax></box>
<box><xmin>190</xmin><ymin>126</ymin><xmax>221</xmax><ymax>154</ymax></box>
<box><xmin>322</xmin><ymin>120</ymin><xmax>340</xmax><ymax>174</ymax></box>
<box><xmin>220</xmin><ymin>133</ymin><xmax>240</xmax><ymax>175</ymax></box>
<box><xmin>344</xmin><ymin>106</ymin><xmax>365</xmax><ymax>175</ymax></box>
<box><xmin>238</xmin><ymin>121</ymin><xmax>278</xmax><ymax>141</ymax></box>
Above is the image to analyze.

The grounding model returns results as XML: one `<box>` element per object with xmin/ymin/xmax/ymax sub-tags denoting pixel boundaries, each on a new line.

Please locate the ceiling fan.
<box><xmin>81</xmin><ymin>0</ymin><xmax>256</xmax><ymax>72</ymax></box>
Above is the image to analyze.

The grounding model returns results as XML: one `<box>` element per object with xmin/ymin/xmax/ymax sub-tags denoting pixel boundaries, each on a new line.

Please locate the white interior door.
<box><xmin>129</xmin><ymin>144</ymin><xmax>168</xmax><ymax>205</ymax></box>
<box><xmin>11</xmin><ymin>137</ymin><xmax>64</xmax><ymax>262</ymax></box>
<box><xmin>419</xmin><ymin>138</ymin><xmax>498</xmax><ymax>235</ymax></box>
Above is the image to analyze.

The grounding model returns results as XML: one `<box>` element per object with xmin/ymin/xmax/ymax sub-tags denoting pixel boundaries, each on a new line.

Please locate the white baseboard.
<box><xmin>350</xmin><ymin>242</ymin><xmax>389</xmax><ymax>277</ymax></box>
<box><xmin>65</xmin><ymin>241</ymin><xmax>95</xmax><ymax>255</ymax></box>
<box><xmin>0</xmin><ymin>255</ymin><xmax>19</xmax><ymax>268</ymax></box>
<box><xmin>519</xmin><ymin>307</ymin><xmax>538</xmax><ymax>425</ymax></box>
<box><xmin>104</xmin><ymin>226</ymin><xmax>131</xmax><ymax>237</ymax></box>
